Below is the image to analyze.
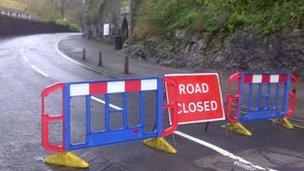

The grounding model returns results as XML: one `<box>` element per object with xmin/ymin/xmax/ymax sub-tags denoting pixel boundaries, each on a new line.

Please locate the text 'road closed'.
<box><xmin>165</xmin><ymin>73</ymin><xmax>225</xmax><ymax>124</ymax></box>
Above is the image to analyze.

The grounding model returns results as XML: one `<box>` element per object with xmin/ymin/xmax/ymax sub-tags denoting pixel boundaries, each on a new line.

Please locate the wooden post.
<box><xmin>124</xmin><ymin>56</ymin><xmax>129</xmax><ymax>74</ymax></box>
<box><xmin>98</xmin><ymin>51</ymin><xmax>102</xmax><ymax>66</ymax></box>
<box><xmin>82</xmin><ymin>49</ymin><xmax>86</xmax><ymax>60</ymax></box>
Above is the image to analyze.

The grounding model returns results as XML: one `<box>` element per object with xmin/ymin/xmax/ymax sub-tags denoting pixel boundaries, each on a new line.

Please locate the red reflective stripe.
<box><xmin>244</xmin><ymin>75</ymin><xmax>253</xmax><ymax>83</ymax></box>
<box><xmin>245</xmin><ymin>74</ymin><xmax>287</xmax><ymax>83</ymax></box>
<box><xmin>89</xmin><ymin>82</ymin><xmax>107</xmax><ymax>94</ymax></box>
<box><xmin>279</xmin><ymin>74</ymin><xmax>287</xmax><ymax>83</ymax></box>
<box><xmin>262</xmin><ymin>75</ymin><xmax>270</xmax><ymax>83</ymax></box>
<box><xmin>125</xmin><ymin>80</ymin><xmax>141</xmax><ymax>92</ymax></box>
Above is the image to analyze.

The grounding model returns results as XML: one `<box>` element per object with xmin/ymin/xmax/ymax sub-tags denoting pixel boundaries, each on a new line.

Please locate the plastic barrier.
<box><xmin>41</xmin><ymin>77</ymin><xmax>177</xmax><ymax>168</ymax></box>
<box><xmin>223</xmin><ymin>72</ymin><xmax>298</xmax><ymax>136</ymax></box>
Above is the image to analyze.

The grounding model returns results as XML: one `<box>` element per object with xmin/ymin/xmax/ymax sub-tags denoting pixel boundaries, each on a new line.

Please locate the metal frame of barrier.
<box><xmin>223</xmin><ymin>72</ymin><xmax>298</xmax><ymax>136</ymax></box>
<box><xmin>41</xmin><ymin>77</ymin><xmax>176</xmax><ymax>168</ymax></box>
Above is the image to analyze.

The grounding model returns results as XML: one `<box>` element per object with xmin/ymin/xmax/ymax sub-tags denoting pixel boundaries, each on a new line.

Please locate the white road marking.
<box><xmin>22</xmin><ymin>54</ymin><xmax>29</xmax><ymax>62</ymax></box>
<box><xmin>234</xmin><ymin>161</ymin><xmax>256</xmax><ymax>171</ymax></box>
<box><xmin>91</xmin><ymin>96</ymin><xmax>123</xmax><ymax>110</ymax></box>
<box><xmin>20</xmin><ymin>49</ymin><xmax>24</xmax><ymax>54</ymax></box>
<box><xmin>54</xmin><ymin>33</ymin><xmax>119</xmax><ymax>77</ymax></box>
<box><xmin>174</xmin><ymin>131</ymin><xmax>276</xmax><ymax>171</ymax></box>
<box><xmin>55</xmin><ymin>34</ymin><xmax>88</xmax><ymax>69</ymax></box>
<box><xmin>30</xmin><ymin>65</ymin><xmax>49</xmax><ymax>77</ymax></box>
<box><xmin>22</xmin><ymin>43</ymin><xmax>26</xmax><ymax>48</ymax></box>
<box><xmin>34</xmin><ymin>156</ymin><xmax>44</xmax><ymax>162</ymax></box>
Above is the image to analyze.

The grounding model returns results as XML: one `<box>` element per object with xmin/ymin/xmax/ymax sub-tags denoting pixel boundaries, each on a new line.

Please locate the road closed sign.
<box><xmin>165</xmin><ymin>73</ymin><xmax>225</xmax><ymax>124</ymax></box>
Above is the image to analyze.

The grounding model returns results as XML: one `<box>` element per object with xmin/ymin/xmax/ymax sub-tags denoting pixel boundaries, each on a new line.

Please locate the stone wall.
<box><xmin>0</xmin><ymin>15</ymin><xmax>71</xmax><ymax>37</ymax></box>
<box><xmin>84</xmin><ymin>0</ymin><xmax>150</xmax><ymax>47</ymax></box>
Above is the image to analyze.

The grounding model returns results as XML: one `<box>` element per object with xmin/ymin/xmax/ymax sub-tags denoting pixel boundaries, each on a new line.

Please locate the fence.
<box><xmin>41</xmin><ymin>77</ymin><xmax>176</xmax><ymax>168</ymax></box>
<box><xmin>223</xmin><ymin>72</ymin><xmax>298</xmax><ymax>136</ymax></box>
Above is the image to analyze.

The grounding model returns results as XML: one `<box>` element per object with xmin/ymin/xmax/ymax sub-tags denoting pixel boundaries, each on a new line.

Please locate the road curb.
<box><xmin>55</xmin><ymin>34</ymin><xmax>122</xmax><ymax>79</ymax></box>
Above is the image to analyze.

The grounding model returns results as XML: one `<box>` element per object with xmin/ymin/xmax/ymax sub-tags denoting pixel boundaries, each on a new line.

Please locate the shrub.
<box><xmin>51</xmin><ymin>18</ymin><xmax>79</xmax><ymax>32</ymax></box>
<box><xmin>136</xmin><ymin>0</ymin><xmax>304</xmax><ymax>38</ymax></box>
<box><xmin>87</xmin><ymin>0</ymin><xmax>106</xmax><ymax>24</ymax></box>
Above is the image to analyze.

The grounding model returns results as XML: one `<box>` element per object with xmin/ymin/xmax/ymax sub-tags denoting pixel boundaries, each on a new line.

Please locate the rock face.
<box><xmin>122</xmin><ymin>29</ymin><xmax>304</xmax><ymax>78</ymax></box>
<box><xmin>84</xmin><ymin>0</ymin><xmax>148</xmax><ymax>47</ymax></box>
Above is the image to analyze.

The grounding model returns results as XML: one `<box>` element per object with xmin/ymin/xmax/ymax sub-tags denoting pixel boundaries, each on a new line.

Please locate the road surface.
<box><xmin>0</xmin><ymin>33</ymin><xmax>304</xmax><ymax>171</ymax></box>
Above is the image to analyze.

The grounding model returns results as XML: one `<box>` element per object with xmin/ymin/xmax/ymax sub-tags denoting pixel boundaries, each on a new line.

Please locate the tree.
<box><xmin>51</xmin><ymin>0</ymin><xmax>73</xmax><ymax>19</ymax></box>
<box><xmin>26</xmin><ymin>0</ymin><xmax>57</xmax><ymax>20</ymax></box>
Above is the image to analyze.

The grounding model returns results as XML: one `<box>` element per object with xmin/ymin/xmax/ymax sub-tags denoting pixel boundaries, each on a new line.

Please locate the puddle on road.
<box><xmin>259</xmin><ymin>149</ymin><xmax>304</xmax><ymax>167</ymax></box>
<box><xmin>194</xmin><ymin>148</ymin><xmax>304</xmax><ymax>170</ymax></box>
<box><xmin>194</xmin><ymin>155</ymin><xmax>244</xmax><ymax>171</ymax></box>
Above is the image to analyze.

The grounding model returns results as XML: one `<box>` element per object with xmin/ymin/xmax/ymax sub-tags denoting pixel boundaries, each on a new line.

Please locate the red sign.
<box><xmin>165</xmin><ymin>73</ymin><xmax>225</xmax><ymax>124</ymax></box>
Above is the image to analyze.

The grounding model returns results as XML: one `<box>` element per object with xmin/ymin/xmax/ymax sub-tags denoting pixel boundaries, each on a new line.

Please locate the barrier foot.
<box><xmin>44</xmin><ymin>152</ymin><xmax>89</xmax><ymax>168</ymax></box>
<box><xmin>142</xmin><ymin>137</ymin><xmax>177</xmax><ymax>154</ymax></box>
<box><xmin>273</xmin><ymin>118</ymin><xmax>294</xmax><ymax>129</ymax></box>
<box><xmin>222</xmin><ymin>123</ymin><xmax>252</xmax><ymax>136</ymax></box>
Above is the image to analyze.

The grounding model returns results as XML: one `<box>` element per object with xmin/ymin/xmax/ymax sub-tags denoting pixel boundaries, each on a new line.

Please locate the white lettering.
<box><xmin>178</xmin><ymin>100</ymin><xmax>218</xmax><ymax>114</ymax></box>
<box><xmin>201</xmin><ymin>83</ymin><xmax>209</xmax><ymax>93</ymax></box>
<box><xmin>179</xmin><ymin>84</ymin><xmax>186</xmax><ymax>94</ymax></box>
<box><xmin>195</xmin><ymin>84</ymin><xmax>202</xmax><ymax>94</ymax></box>
<box><xmin>204</xmin><ymin>101</ymin><xmax>210</xmax><ymax>111</ymax></box>
<box><xmin>187</xmin><ymin>84</ymin><xmax>194</xmax><ymax>94</ymax></box>
<box><xmin>178</xmin><ymin>83</ymin><xmax>210</xmax><ymax>95</ymax></box>
<box><xmin>197</xmin><ymin>101</ymin><xmax>204</xmax><ymax>112</ymax></box>
<box><xmin>177</xmin><ymin>103</ymin><xmax>182</xmax><ymax>114</ymax></box>
<box><xmin>188</xmin><ymin>102</ymin><xmax>196</xmax><ymax>113</ymax></box>
<box><xmin>211</xmin><ymin>100</ymin><xmax>218</xmax><ymax>110</ymax></box>
<box><xmin>182</xmin><ymin>103</ymin><xmax>189</xmax><ymax>113</ymax></box>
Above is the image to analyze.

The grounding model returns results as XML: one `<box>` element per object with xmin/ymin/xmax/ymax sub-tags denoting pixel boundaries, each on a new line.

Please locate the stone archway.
<box><xmin>121</xmin><ymin>17</ymin><xmax>129</xmax><ymax>43</ymax></box>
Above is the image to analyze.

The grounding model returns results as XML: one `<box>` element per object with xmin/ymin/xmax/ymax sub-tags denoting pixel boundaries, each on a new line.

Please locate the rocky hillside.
<box><xmin>122</xmin><ymin>0</ymin><xmax>304</xmax><ymax>79</ymax></box>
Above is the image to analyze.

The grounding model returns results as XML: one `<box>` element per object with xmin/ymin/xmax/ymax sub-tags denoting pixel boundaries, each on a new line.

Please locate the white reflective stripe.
<box><xmin>70</xmin><ymin>83</ymin><xmax>89</xmax><ymax>96</ymax></box>
<box><xmin>141</xmin><ymin>79</ymin><xmax>157</xmax><ymax>91</ymax></box>
<box><xmin>107</xmin><ymin>81</ymin><xmax>125</xmax><ymax>93</ymax></box>
<box><xmin>252</xmin><ymin>75</ymin><xmax>262</xmax><ymax>83</ymax></box>
<box><xmin>270</xmin><ymin>75</ymin><xmax>279</xmax><ymax>83</ymax></box>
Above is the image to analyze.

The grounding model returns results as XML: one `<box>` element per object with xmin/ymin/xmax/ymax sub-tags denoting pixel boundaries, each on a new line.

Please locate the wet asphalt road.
<box><xmin>0</xmin><ymin>33</ymin><xmax>304</xmax><ymax>171</ymax></box>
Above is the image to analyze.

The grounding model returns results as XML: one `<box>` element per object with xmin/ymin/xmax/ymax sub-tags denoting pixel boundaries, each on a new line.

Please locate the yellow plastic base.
<box><xmin>44</xmin><ymin>152</ymin><xmax>89</xmax><ymax>168</ymax></box>
<box><xmin>273</xmin><ymin>118</ymin><xmax>294</xmax><ymax>129</ymax></box>
<box><xmin>222</xmin><ymin>122</ymin><xmax>252</xmax><ymax>136</ymax></box>
<box><xmin>142</xmin><ymin>137</ymin><xmax>177</xmax><ymax>154</ymax></box>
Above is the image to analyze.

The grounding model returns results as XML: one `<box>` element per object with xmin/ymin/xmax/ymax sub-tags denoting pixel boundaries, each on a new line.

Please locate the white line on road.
<box><xmin>22</xmin><ymin>54</ymin><xmax>29</xmax><ymax>62</ymax></box>
<box><xmin>54</xmin><ymin>34</ymin><xmax>116</xmax><ymax>77</ymax></box>
<box><xmin>174</xmin><ymin>131</ymin><xmax>275</xmax><ymax>171</ymax></box>
<box><xmin>91</xmin><ymin>96</ymin><xmax>123</xmax><ymax>110</ymax></box>
<box><xmin>20</xmin><ymin>49</ymin><xmax>24</xmax><ymax>55</ymax></box>
<box><xmin>30</xmin><ymin>65</ymin><xmax>49</xmax><ymax>77</ymax></box>
<box><xmin>22</xmin><ymin>43</ymin><xmax>26</xmax><ymax>48</ymax></box>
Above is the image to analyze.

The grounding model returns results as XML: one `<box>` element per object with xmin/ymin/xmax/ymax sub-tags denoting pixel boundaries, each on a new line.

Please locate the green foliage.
<box><xmin>55</xmin><ymin>18</ymin><xmax>70</xmax><ymax>26</ymax></box>
<box><xmin>52</xmin><ymin>18</ymin><xmax>79</xmax><ymax>31</ymax></box>
<box><xmin>136</xmin><ymin>0</ymin><xmax>304</xmax><ymax>38</ymax></box>
<box><xmin>87</xmin><ymin>0</ymin><xmax>106</xmax><ymax>24</ymax></box>
<box><xmin>227</xmin><ymin>11</ymin><xmax>248</xmax><ymax>32</ymax></box>
<box><xmin>0</xmin><ymin>0</ymin><xmax>27</xmax><ymax>10</ymax></box>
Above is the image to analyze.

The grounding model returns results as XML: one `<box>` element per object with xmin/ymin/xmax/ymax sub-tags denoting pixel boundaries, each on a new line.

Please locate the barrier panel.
<box><xmin>223</xmin><ymin>72</ymin><xmax>298</xmax><ymax>136</ymax></box>
<box><xmin>41</xmin><ymin>77</ymin><xmax>177</xmax><ymax>168</ymax></box>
